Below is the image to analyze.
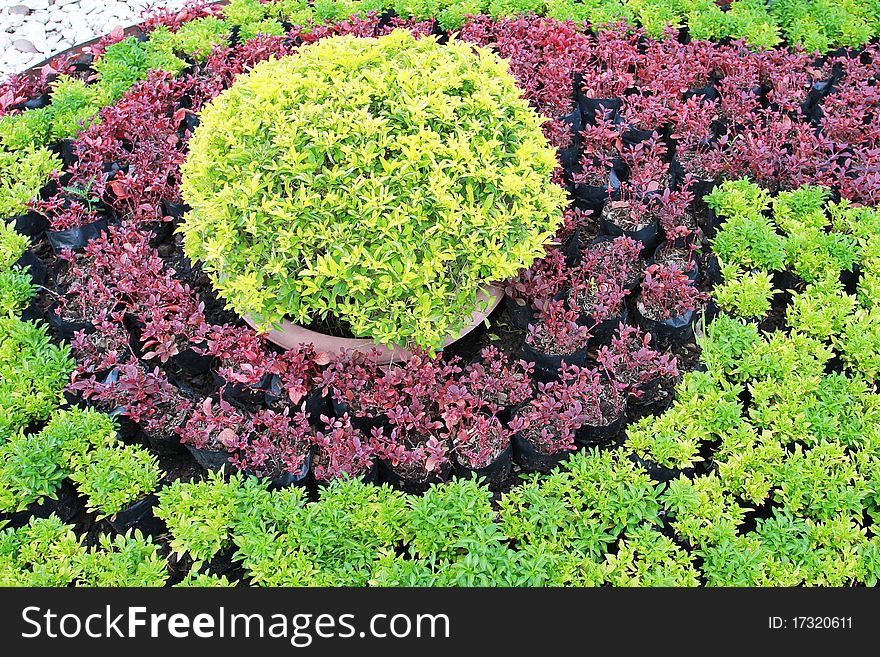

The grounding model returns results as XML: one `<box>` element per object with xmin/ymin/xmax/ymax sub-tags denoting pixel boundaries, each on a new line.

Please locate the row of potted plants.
<box><xmin>11</xmin><ymin>441</ymin><xmax>871</xmax><ymax>587</ymax></box>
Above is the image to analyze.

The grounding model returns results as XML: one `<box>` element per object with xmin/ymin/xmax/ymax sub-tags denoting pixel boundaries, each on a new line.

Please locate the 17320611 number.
<box><xmin>769</xmin><ymin>617</ymin><xmax>853</xmax><ymax>629</ymax></box>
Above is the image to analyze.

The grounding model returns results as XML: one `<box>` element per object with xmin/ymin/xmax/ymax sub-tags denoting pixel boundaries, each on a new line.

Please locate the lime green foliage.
<box><xmin>44</xmin><ymin>407</ymin><xmax>120</xmax><ymax>463</ymax></box>
<box><xmin>0</xmin><ymin>318</ymin><xmax>74</xmax><ymax>441</ymax></box>
<box><xmin>775</xmin><ymin>442</ymin><xmax>871</xmax><ymax>522</ymax></box>
<box><xmin>175</xmin><ymin>569</ymin><xmax>235</xmax><ymax>587</ymax></box>
<box><xmin>0</xmin><ymin>268</ymin><xmax>35</xmax><ymax>317</ymax></box>
<box><xmin>0</xmin><ymin>146</ymin><xmax>60</xmax><ymax>217</ymax></box>
<box><xmin>151</xmin><ymin>19</ymin><xmax>232</xmax><ymax>63</ymax></box>
<box><xmin>714</xmin><ymin>424</ymin><xmax>785</xmax><ymax>505</ymax></box>
<box><xmin>768</xmin><ymin>0</ymin><xmax>879</xmax><ymax>52</ymax></box>
<box><xmin>0</xmin><ymin>515</ymin><xmax>85</xmax><ymax>586</ymax></box>
<box><xmin>773</xmin><ymin>186</ymin><xmax>831</xmax><ymax>234</ymax></box>
<box><xmin>836</xmin><ymin>308</ymin><xmax>880</xmax><ymax>380</ymax></box>
<box><xmin>499</xmin><ymin>448</ymin><xmax>663</xmax><ymax>558</ymax></box>
<box><xmin>70</xmin><ymin>445</ymin><xmax>162</xmax><ymax>517</ymax></box>
<box><xmin>155</xmin><ymin>469</ymin><xmax>242</xmax><ymax>564</ymax></box>
<box><xmin>0</xmin><ymin>109</ymin><xmax>52</xmax><ymax>151</ymax></box>
<box><xmin>708</xmin><ymin>180</ymin><xmax>786</xmax><ymax>271</ymax></box>
<box><xmin>0</xmin><ymin>431</ymin><xmax>68</xmax><ymax>512</ymax></box>
<box><xmin>93</xmin><ymin>37</ymin><xmax>187</xmax><ymax>100</ymax></box>
<box><xmin>775</xmin><ymin>185</ymin><xmax>859</xmax><ymax>284</ymax></box>
<box><xmin>786</xmin><ymin>278</ymin><xmax>856</xmax><ymax>342</ymax></box>
<box><xmin>662</xmin><ymin>474</ymin><xmax>747</xmax><ymax>547</ymax></box>
<box><xmin>698</xmin><ymin>314</ymin><xmax>760</xmax><ymax>377</ymax></box>
<box><xmin>712</xmin><ymin>264</ymin><xmax>776</xmax><ymax>319</ymax></box>
<box><xmin>602</xmin><ymin>523</ymin><xmax>700</xmax><ymax>586</ymax></box>
<box><xmin>0</xmin><ymin>408</ymin><xmax>118</xmax><ymax>513</ymax></box>
<box><xmin>0</xmin><ymin>221</ymin><xmax>28</xmax><ymax>269</ymax></box>
<box><xmin>76</xmin><ymin>531</ymin><xmax>168</xmax><ymax>587</ymax></box>
<box><xmin>626</xmin><ymin>371</ymin><xmax>743</xmax><ymax>470</ymax></box>
<box><xmin>221</xmin><ymin>0</ymin><xmax>288</xmax><ymax>37</ymax></box>
<box><xmin>181</xmin><ymin>31</ymin><xmax>565</xmax><ymax>349</ymax></box>
<box><xmin>235</xmin><ymin>477</ymin><xmax>407</xmax><ymax>586</ymax></box>
<box><xmin>0</xmin><ymin>517</ymin><xmax>167</xmax><ymax>587</ymax></box>
<box><xmin>626</xmin><ymin>408</ymin><xmax>703</xmax><ymax>470</ymax></box>
<box><xmin>0</xmin><ymin>237</ymin><xmax>32</xmax><ymax>318</ymax></box>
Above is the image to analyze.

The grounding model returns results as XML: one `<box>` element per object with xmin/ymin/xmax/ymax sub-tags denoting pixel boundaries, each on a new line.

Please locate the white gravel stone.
<box><xmin>1</xmin><ymin>0</ymin><xmax>193</xmax><ymax>77</ymax></box>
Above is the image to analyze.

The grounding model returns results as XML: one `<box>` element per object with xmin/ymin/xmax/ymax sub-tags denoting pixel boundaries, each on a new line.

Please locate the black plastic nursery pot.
<box><xmin>503</xmin><ymin>294</ymin><xmax>533</xmax><ymax>331</ymax></box>
<box><xmin>563</xmin><ymin>225</ymin><xmax>583</xmax><ymax>267</ymax></box>
<box><xmin>13</xmin><ymin>251</ymin><xmax>47</xmax><ymax>287</ymax></box>
<box><xmin>774</xmin><ymin>269</ymin><xmax>806</xmax><ymax>293</ymax></box>
<box><xmin>633</xmin><ymin>303</ymin><xmax>696</xmax><ymax>346</ymax></box>
<box><xmin>169</xmin><ymin>346</ymin><xmax>215</xmax><ymax>375</ymax></box>
<box><xmin>571</xmin><ymin>164</ymin><xmax>623</xmax><ymax>214</ymax></box>
<box><xmin>146</xmin><ymin>218</ymin><xmax>176</xmax><ymax>248</ymax></box>
<box><xmin>377</xmin><ymin>459</ymin><xmax>452</xmax><ymax>495</ymax></box>
<box><xmin>46</xmin><ymin>215</ymin><xmax>109</xmax><ymax>253</ymax></box>
<box><xmin>599</xmin><ymin>214</ymin><xmax>659</xmax><ymax>250</ymax></box>
<box><xmin>511</xmin><ymin>431</ymin><xmax>571</xmax><ymax>474</ymax></box>
<box><xmin>266</xmin><ymin>452</ymin><xmax>313</xmax><ymax>490</ymax></box>
<box><xmin>628</xmin><ymin>453</ymin><xmax>696</xmax><ymax>484</ymax></box>
<box><xmin>161</xmin><ymin>199</ymin><xmax>190</xmax><ymax>223</ymax></box>
<box><xmin>703</xmin><ymin>207</ymin><xmax>724</xmax><ymax>239</ymax></box>
<box><xmin>185</xmin><ymin>443</ymin><xmax>235</xmax><ymax>472</ymax></box>
<box><xmin>578</xmin><ymin>96</ymin><xmax>624</xmax><ymax>125</ymax></box>
<box><xmin>519</xmin><ymin>340</ymin><xmax>589</xmax><ymax>383</ymax></box>
<box><xmin>49</xmin><ymin>138</ymin><xmax>78</xmax><ymax>168</ymax></box>
<box><xmin>682</xmin><ymin>83</ymin><xmax>718</xmax><ymax>102</ymax></box>
<box><xmin>212</xmin><ymin>370</ymin><xmax>270</xmax><ymax>407</ymax></box>
<box><xmin>451</xmin><ymin>441</ymin><xmax>513</xmax><ymax>490</ymax></box>
<box><xmin>1</xmin><ymin>480</ymin><xmax>83</xmax><ymax>530</ymax></box>
<box><xmin>583</xmin><ymin>302</ymin><xmax>629</xmax><ymax>345</ymax></box>
<box><xmin>46</xmin><ymin>302</ymin><xmax>93</xmax><ymax>341</ymax></box>
<box><xmin>108</xmin><ymin>493</ymin><xmax>165</xmax><ymax>536</ymax></box>
<box><xmin>331</xmin><ymin>398</ymin><xmax>389</xmax><ymax>438</ymax></box>
<box><xmin>575</xmin><ymin>408</ymin><xmax>626</xmax><ymax>447</ymax></box>
<box><xmin>145</xmin><ymin>429</ymin><xmax>186</xmax><ymax>456</ymax></box>
<box><xmin>621</xmin><ymin>127</ymin><xmax>654</xmax><ymax>149</ymax></box>
<box><xmin>650</xmin><ymin>240</ymin><xmax>700</xmax><ymax>283</ymax></box>
<box><xmin>6</xmin><ymin>211</ymin><xmax>49</xmax><ymax>239</ymax></box>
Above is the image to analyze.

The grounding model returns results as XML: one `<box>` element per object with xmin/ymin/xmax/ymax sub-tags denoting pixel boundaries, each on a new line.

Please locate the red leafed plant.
<box><xmin>639</xmin><ymin>263</ymin><xmax>707</xmax><ymax>321</ymax></box>
<box><xmin>270</xmin><ymin>344</ymin><xmax>324</xmax><ymax>408</ymax></box>
<box><xmin>178</xmin><ymin>396</ymin><xmax>248</xmax><ymax>451</ymax></box>
<box><xmin>511</xmin><ymin>379</ymin><xmax>584</xmax><ymax>455</ymax></box>
<box><xmin>372</xmin><ymin>411</ymin><xmax>450</xmax><ymax>478</ymax></box>
<box><xmin>69</xmin><ymin>311</ymin><xmax>132</xmax><ymax>376</ymax></box>
<box><xmin>459</xmin><ymin>345</ymin><xmax>534</xmax><ymax>412</ymax></box>
<box><xmin>596</xmin><ymin>324</ymin><xmax>679</xmax><ymax>394</ymax></box>
<box><xmin>317</xmin><ymin>349</ymin><xmax>383</xmax><ymax>416</ymax></box>
<box><xmin>459</xmin><ymin>16</ymin><xmax>592</xmax><ymax>116</ymax></box>
<box><xmin>558</xmin><ymin>364</ymin><xmax>628</xmax><ymax>427</ymax></box>
<box><xmin>579</xmin><ymin>235</ymin><xmax>643</xmax><ymax>289</ymax></box>
<box><xmin>34</xmin><ymin>195</ymin><xmax>101</xmax><ymax>232</ymax></box>
<box><xmin>526</xmin><ymin>299</ymin><xmax>592</xmax><ymax>355</ymax></box>
<box><xmin>368</xmin><ymin>350</ymin><xmax>462</xmax><ymax>420</ymax></box>
<box><xmin>450</xmin><ymin>412</ymin><xmax>516</xmax><ymax>470</ymax></box>
<box><xmin>233</xmin><ymin>407</ymin><xmax>312</xmax><ymax>478</ymax></box>
<box><xmin>134</xmin><ymin>274</ymin><xmax>209</xmax><ymax>363</ymax></box>
<box><xmin>205</xmin><ymin>324</ymin><xmax>275</xmax><ymax>387</ymax></box>
<box><xmin>504</xmin><ymin>247</ymin><xmax>568</xmax><ymax>312</ymax></box>
<box><xmin>311</xmin><ymin>414</ymin><xmax>375</xmax><ymax>483</ymax></box>
<box><xmin>71</xmin><ymin>358</ymin><xmax>193</xmax><ymax>437</ymax></box>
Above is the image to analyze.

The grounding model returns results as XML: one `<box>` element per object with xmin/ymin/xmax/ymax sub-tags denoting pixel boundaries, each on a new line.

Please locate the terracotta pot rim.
<box><xmin>243</xmin><ymin>284</ymin><xmax>503</xmax><ymax>365</ymax></box>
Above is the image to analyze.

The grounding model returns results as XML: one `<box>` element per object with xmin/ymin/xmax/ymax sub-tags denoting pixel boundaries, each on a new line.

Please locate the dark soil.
<box><xmin>603</xmin><ymin>199</ymin><xmax>653</xmax><ymax>231</ymax></box>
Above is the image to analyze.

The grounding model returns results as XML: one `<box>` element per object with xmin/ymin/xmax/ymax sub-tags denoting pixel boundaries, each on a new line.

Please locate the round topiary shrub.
<box><xmin>180</xmin><ymin>29</ymin><xmax>566</xmax><ymax>350</ymax></box>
